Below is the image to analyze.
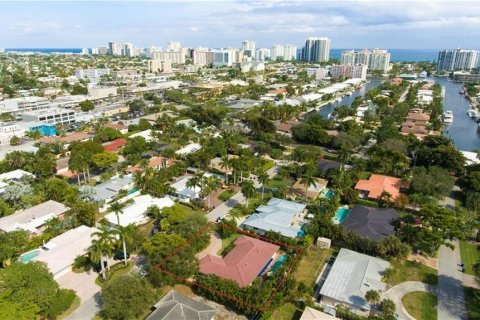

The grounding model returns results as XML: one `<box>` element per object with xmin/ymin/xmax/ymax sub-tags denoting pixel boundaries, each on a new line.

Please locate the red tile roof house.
<box><xmin>102</xmin><ymin>138</ymin><xmax>127</xmax><ymax>153</ymax></box>
<box><xmin>124</xmin><ymin>156</ymin><xmax>175</xmax><ymax>174</ymax></box>
<box><xmin>354</xmin><ymin>174</ymin><xmax>408</xmax><ymax>201</ymax></box>
<box><xmin>199</xmin><ymin>236</ymin><xmax>280</xmax><ymax>288</ymax></box>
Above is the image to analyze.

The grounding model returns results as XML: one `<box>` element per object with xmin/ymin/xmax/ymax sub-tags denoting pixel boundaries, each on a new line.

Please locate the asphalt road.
<box><xmin>437</xmin><ymin>240</ymin><xmax>467</xmax><ymax>320</ymax></box>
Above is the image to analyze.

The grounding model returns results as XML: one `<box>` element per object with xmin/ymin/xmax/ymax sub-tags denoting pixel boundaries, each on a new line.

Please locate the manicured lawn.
<box><xmin>295</xmin><ymin>246</ymin><xmax>333</xmax><ymax>288</ymax></box>
<box><xmin>265</xmin><ymin>176</ymin><xmax>294</xmax><ymax>190</ymax></box>
<box><xmin>460</xmin><ymin>241</ymin><xmax>480</xmax><ymax>275</ymax></box>
<box><xmin>385</xmin><ymin>261</ymin><xmax>438</xmax><ymax>286</ymax></box>
<box><xmin>465</xmin><ymin>287</ymin><xmax>480</xmax><ymax>320</ymax></box>
<box><xmin>218</xmin><ymin>234</ymin><xmax>239</xmax><ymax>256</ymax></box>
<box><xmin>260</xmin><ymin>159</ymin><xmax>275</xmax><ymax>173</ymax></box>
<box><xmin>270</xmin><ymin>302</ymin><xmax>302</xmax><ymax>320</ymax></box>
<box><xmin>402</xmin><ymin>291</ymin><xmax>437</xmax><ymax>320</ymax></box>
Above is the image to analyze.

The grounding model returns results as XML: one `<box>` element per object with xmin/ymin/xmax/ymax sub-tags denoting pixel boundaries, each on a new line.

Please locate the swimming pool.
<box><xmin>324</xmin><ymin>189</ymin><xmax>333</xmax><ymax>199</ymax></box>
<box><xmin>270</xmin><ymin>254</ymin><xmax>288</xmax><ymax>273</ymax></box>
<box><xmin>20</xmin><ymin>250</ymin><xmax>40</xmax><ymax>263</ymax></box>
<box><xmin>332</xmin><ymin>207</ymin><xmax>350</xmax><ymax>224</ymax></box>
<box><xmin>128</xmin><ymin>188</ymin><xmax>138</xmax><ymax>195</ymax></box>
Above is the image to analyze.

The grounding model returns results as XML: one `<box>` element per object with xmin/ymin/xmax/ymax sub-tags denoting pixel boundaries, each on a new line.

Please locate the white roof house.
<box><xmin>105</xmin><ymin>195</ymin><xmax>174</xmax><ymax>227</ymax></box>
<box><xmin>129</xmin><ymin>129</ymin><xmax>154</xmax><ymax>141</ymax></box>
<box><xmin>171</xmin><ymin>173</ymin><xmax>222</xmax><ymax>202</ymax></box>
<box><xmin>175</xmin><ymin>143</ymin><xmax>202</xmax><ymax>156</ymax></box>
<box><xmin>32</xmin><ymin>225</ymin><xmax>99</xmax><ymax>279</ymax></box>
<box><xmin>461</xmin><ymin>151</ymin><xmax>480</xmax><ymax>166</ymax></box>
<box><xmin>319</xmin><ymin>248</ymin><xmax>390</xmax><ymax>312</ymax></box>
<box><xmin>241</xmin><ymin>198</ymin><xmax>307</xmax><ymax>238</ymax></box>
<box><xmin>0</xmin><ymin>200</ymin><xmax>69</xmax><ymax>233</ymax></box>
<box><xmin>0</xmin><ymin>169</ymin><xmax>34</xmax><ymax>182</ymax></box>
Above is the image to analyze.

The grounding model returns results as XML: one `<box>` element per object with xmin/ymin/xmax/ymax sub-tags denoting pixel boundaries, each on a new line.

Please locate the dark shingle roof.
<box><xmin>146</xmin><ymin>290</ymin><xmax>216</xmax><ymax>320</ymax></box>
<box><xmin>341</xmin><ymin>205</ymin><xmax>400</xmax><ymax>241</ymax></box>
<box><xmin>317</xmin><ymin>159</ymin><xmax>344</xmax><ymax>172</ymax></box>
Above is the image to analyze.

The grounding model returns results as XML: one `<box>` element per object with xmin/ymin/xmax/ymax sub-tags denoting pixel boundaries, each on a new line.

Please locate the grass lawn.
<box><xmin>58</xmin><ymin>296</ymin><xmax>81</xmax><ymax>320</ymax></box>
<box><xmin>386</xmin><ymin>261</ymin><xmax>438</xmax><ymax>286</ymax></box>
<box><xmin>265</xmin><ymin>176</ymin><xmax>294</xmax><ymax>190</ymax></box>
<box><xmin>218</xmin><ymin>234</ymin><xmax>239</xmax><ymax>255</ymax></box>
<box><xmin>295</xmin><ymin>246</ymin><xmax>333</xmax><ymax>288</ymax></box>
<box><xmin>270</xmin><ymin>302</ymin><xmax>302</xmax><ymax>320</ymax></box>
<box><xmin>260</xmin><ymin>159</ymin><xmax>275</xmax><ymax>173</ymax></box>
<box><xmin>460</xmin><ymin>241</ymin><xmax>480</xmax><ymax>275</ymax></box>
<box><xmin>402</xmin><ymin>291</ymin><xmax>437</xmax><ymax>320</ymax></box>
<box><xmin>465</xmin><ymin>287</ymin><xmax>480</xmax><ymax>320</ymax></box>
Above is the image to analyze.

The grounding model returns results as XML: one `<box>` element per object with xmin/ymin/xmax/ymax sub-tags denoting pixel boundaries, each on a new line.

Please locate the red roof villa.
<box><xmin>199</xmin><ymin>236</ymin><xmax>280</xmax><ymax>287</ymax></box>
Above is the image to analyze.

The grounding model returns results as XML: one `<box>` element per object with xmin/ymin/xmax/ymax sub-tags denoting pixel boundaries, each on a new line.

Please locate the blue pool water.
<box><xmin>128</xmin><ymin>188</ymin><xmax>138</xmax><ymax>195</ymax></box>
<box><xmin>324</xmin><ymin>189</ymin><xmax>333</xmax><ymax>200</ymax></box>
<box><xmin>271</xmin><ymin>254</ymin><xmax>288</xmax><ymax>273</ymax></box>
<box><xmin>333</xmin><ymin>207</ymin><xmax>351</xmax><ymax>224</ymax></box>
<box><xmin>20</xmin><ymin>250</ymin><xmax>40</xmax><ymax>263</ymax></box>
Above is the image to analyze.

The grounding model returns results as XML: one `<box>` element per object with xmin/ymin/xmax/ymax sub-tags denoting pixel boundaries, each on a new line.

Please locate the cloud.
<box><xmin>0</xmin><ymin>0</ymin><xmax>479</xmax><ymax>48</ymax></box>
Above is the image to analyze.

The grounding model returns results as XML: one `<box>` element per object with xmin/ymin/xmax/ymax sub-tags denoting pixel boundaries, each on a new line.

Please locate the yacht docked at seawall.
<box><xmin>443</xmin><ymin>110</ymin><xmax>454</xmax><ymax>123</ymax></box>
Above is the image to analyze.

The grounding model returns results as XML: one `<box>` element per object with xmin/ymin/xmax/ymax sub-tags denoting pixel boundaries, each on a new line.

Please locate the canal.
<box><xmin>434</xmin><ymin>76</ymin><xmax>480</xmax><ymax>151</ymax></box>
<box><xmin>316</xmin><ymin>78</ymin><xmax>384</xmax><ymax>118</ymax></box>
<box><xmin>314</xmin><ymin>76</ymin><xmax>480</xmax><ymax>151</ymax></box>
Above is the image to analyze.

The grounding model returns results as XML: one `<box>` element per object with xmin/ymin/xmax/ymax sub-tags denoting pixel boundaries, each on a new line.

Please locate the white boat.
<box><xmin>467</xmin><ymin>110</ymin><xmax>477</xmax><ymax>118</ymax></box>
<box><xmin>443</xmin><ymin>110</ymin><xmax>454</xmax><ymax>123</ymax></box>
<box><xmin>346</xmin><ymin>91</ymin><xmax>352</xmax><ymax>96</ymax></box>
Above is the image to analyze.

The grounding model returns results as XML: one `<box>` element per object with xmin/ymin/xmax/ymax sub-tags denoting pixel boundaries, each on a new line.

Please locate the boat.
<box><xmin>467</xmin><ymin>110</ymin><xmax>477</xmax><ymax>118</ymax></box>
<box><xmin>459</xmin><ymin>88</ymin><xmax>466</xmax><ymax>94</ymax></box>
<box><xmin>346</xmin><ymin>91</ymin><xmax>352</xmax><ymax>96</ymax></box>
<box><xmin>443</xmin><ymin>110</ymin><xmax>454</xmax><ymax>123</ymax></box>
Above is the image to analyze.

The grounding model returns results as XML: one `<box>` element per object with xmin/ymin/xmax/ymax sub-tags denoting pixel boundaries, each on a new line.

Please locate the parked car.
<box><xmin>113</xmin><ymin>251</ymin><xmax>131</xmax><ymax>260</ymax></box>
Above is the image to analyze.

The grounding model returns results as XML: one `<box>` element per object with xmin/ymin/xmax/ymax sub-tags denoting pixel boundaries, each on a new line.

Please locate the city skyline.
<box><xmin>1</xmin><ymin>1</ymin><xmax>479</xmax><ymax>49</ymax></box>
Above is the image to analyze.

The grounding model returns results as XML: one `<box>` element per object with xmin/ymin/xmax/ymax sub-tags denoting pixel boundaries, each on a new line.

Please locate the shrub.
<box><xmin>73</xmin><ymin>255</ymin><xmax>91</xmax><ymax>271</ymax></box>
<box><xmin>45</xmin><ymin>289</ymin><xmax>76</xmax><ymax>319</ymax></box>
<box><xmin>355</xmin><ymin>198</ymin><xmax>379</xmax><ymax>208</ymax></box>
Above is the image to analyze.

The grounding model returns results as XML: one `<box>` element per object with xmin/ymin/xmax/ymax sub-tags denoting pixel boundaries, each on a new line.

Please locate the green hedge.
<box><xmin>355</xmin><ymin>198</ymin><xmax>379</xmax><ymax>208</ymax></box>
<box><xmin>46</xmin><ymin>289</ymin><xmax>77</xmax><ymax>319</ymax></box>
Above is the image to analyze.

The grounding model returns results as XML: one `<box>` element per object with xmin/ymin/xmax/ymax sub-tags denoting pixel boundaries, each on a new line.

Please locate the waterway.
<box><xmin>315</xmin><ymin>78</ymin><xmax>384</xmax><ymax>118</ymax></box>
<box><xmin>436</xmin><ymin>76</ymin><xmax>480</xmax><ymax>151</ymax></box>
<box><xmin>313</xmin><ymin>76</ymin><xmax>480</xmax><ymax>151</ymax></box>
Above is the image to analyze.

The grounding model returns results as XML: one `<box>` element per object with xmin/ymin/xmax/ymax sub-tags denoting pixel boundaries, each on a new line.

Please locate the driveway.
<box><xmin>382</xmin><ymin>281</ymin><xmax>437</xmax><ymax>320</ymax></box>
<box><xmin>57</xmin><ymin>270</ymin><xmax>102</xmax><ymax>320</ymax></box>
<box><xmin>197</xmin><ymin>232</ymin><xmax>222</xmax><ymax>259</ymax></box>
<box><xmin>438</xmin><ymin>240</ymin><xmax>467</xmax><ymax>320</ymax></box>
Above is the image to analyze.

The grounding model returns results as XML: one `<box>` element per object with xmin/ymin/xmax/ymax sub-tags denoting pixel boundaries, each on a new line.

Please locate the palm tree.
<box><xmin>109</xmin><ymin>201</ymin><xmax>128</xmax><ymax>265</ymax></box>
<box><xmin>241</xmin><ymin>180</ymin><xmax>255</xmax><ymax>207</ymax></box>
<box><xmin>257</xmin><ymin>172</ymin><xmax>270</xmax><ymax>199</ymax></box>
<box><xmin>220</xmin><ymin>156</ymin><xmax>231</xmax><ymax>185</ymax></box>
<box><xmin>113</xmin><ymin>224</ymin><xmax>136</xmax><ymax>265</ymax></box>
<box><xmin>89</xmin><ymin>226</ymin><xmax>116</xmax><ymax>279</ymax></box>
<box><xmin>300</xmin><ymin>174</ymin><xmax>317</xmax><ymax>203</ymax></box>
<box><xmin>204</xmin><ymin>176</ymin><xmax>222</xmax><ymax>208</ymax></box>
<box><xmin>186</xmin><ymin>175</ymin><xmax>202</xmax><ymax>199</ymax></box>
<box><xmin>365</xmin><ymin>289</ymin><xmax>381</xmax><ymax>314</ymax></box>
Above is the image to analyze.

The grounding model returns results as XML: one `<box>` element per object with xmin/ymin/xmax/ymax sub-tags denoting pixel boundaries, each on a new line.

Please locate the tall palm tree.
<box><xmin>113</xmin><ymin>224</ymin><xmax>136</xmax><ymax>265</ymax></box>
<box><xmin>89</xmin><ymin>226</ymin><xmax>116</xmax><ymax>279</ymax></box>
<box><xmin>300</xmin><ymin>174</ymin><xmax>317</xmax><ymax>203</ymax></box>
<box><xmin>204</xmin><ymin>176</ymin><xmax>222</xmax><ymax>208</ymax></box>
<box><xmin>257</xmin><ymin>172</ymin><xmax>270</xmax><ymax>199</ymax></box>
<box><xmin>219</xmin><ymin>156</ymin><xmax>230</xmax><ymax>185</ymax></box>
<box><xmin>241</xmin><ymin>180</ymin><xmax>255</xmax><ymax>207</ymax></box>
<box><xmin>109</xmin><ymin>201</ymin><xmax>128</xmax><ymax>265</ymax></box>
<box><xmin>186</xmin><ymin>175</ymin><xmax>202</xmax><ymax>199</ymax></box>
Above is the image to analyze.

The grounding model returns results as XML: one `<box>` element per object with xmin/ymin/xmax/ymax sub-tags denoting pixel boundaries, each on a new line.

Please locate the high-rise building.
<box><xmin>213</xmin><ymin>49</ymin><xmax>233</xmax><ymax>67</ymax></box>
<box><xmin>193</xmin><ymin>49</ymin><xmax>215</xmax><ymax>66</ymax></box>
<box><xmin>271</xmin><ymin>45</ymin><xmax>284</xmax><ymax>61</ymax></box>
<box><xmin>92</xmin><ymin>47</ymin><xmax>109</xmax><ymax>55</ymax></box>
<box><xmin>151</xmin><ymin>51</ymin><xmax>185</xmax><ymax>64</ymax></box>
<box><xmin>283</xmin><ymin>45</ymin><xmax>297</xmax><ymax>61</ymax></box>
<box><xmin>302</xmin><ymin>37</ymin><xmax>330</xmax><ymax>62</ymax></box>
<box><xmin>242</xmin><ymin>40</ymin><xmax>256</xmax><ymax>59</ymax></box>
<box><xmin>124</xmin><ymin>43</ymin><xmax>135</xmax><ymax>57</ymax></box>
<box><xmin>256</xmin><ymin>48</ymin><xmax>271</xmax><ymax>61</ymax></box>
<box><xmin>81</xmin><ymin>48</ymin><xmax>89</xmax><ymax>55</ymax></box>
<box><xmin>437</xmin><ymin>49</ymin><xmax>480</xmax><ymax>71</ymax></box>
<box><xmin>148</xmin><ymin>59</ymin><xmax>172</xmax><ymax>73</ymax></box>
<box><xmin>74</xmin><ymin>68</ymin><xmax>110</xmax><ymax>84</ymax></box>
<box><xmin>0</xmin><ymin>48</ymin><xmax>5</xmax><ymax>54</ymax></box>
<box><xmin>330</xmin><ymin>64</ymin><xmax>367</xmax><ymax>80</ymax></box>
<box><xmin>341</xmin><ymin>49</ymin><xmax>389</xmax><ymax>72</ymax></box>
<box><xmin>108</xmin><ymin>42</ymin><xmax>124</xmax><ymax>56</ymax></box>
<box><xmin>368</xmin><ymin>49</ymin><xmax>390</xmax><ymax>72</ymax></box>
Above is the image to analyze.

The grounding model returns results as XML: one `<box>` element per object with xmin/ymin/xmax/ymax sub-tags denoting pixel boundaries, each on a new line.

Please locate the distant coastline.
<box><xmin>5</xmin><ymin>47</ymin><xmax>440</xmax><ymax>62</ymax></box>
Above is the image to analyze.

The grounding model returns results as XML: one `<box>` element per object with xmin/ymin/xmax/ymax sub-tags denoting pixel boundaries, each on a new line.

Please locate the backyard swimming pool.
<box><xmin>324</xmin><ymin>189</ymin><xmax>333</xmax><ymax>199</ymax></box>
<box><xmin>20</xmin><ymin>250</ymin><xmax>40</xmax><ymax>263</ymax></box>
<box><xmin>332</xmin><ymin>207</ymin><xmax>350</xmax><ymax>224</ymax></box>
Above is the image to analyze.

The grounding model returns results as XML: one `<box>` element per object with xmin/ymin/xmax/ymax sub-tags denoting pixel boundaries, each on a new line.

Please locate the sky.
<box><xmin>0</xmin><ymin>0</ymin><xmax>479</xmax><ymax>49</ymax></box>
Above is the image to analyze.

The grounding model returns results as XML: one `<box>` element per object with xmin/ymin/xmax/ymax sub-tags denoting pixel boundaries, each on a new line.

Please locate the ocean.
<box><xmin>5</xmin><ymin>48</ymin><xmax>440</xmax><ymax>62</ymax></box>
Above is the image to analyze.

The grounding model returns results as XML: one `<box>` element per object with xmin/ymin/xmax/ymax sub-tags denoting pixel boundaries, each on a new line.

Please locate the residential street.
<box><xmin>382</xmin><ymin>281</ymin><xmax>437</xmax><ymax>320</ymax></box>
<box><xmin>437</xmin><ymin>240</ymin><xmax>467</xmax><ymax>320</ymax></box>
<box><xmin>66</xmin><ymin>293</ymin><xmax>102</xmax><ymax>320</ymax></box>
